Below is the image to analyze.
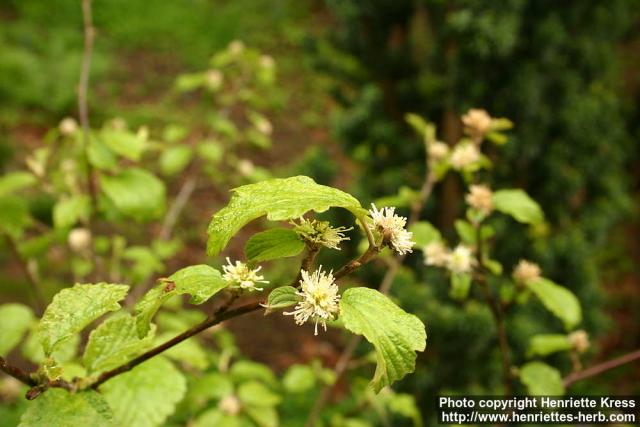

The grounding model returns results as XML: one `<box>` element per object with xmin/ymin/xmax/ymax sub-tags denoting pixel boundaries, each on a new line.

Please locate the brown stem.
<box><xmin>333</xmin><ymin>244</ymin><xmax>380</xmax><ymax>280</ymax></box>
<box><xmin>5</xmin><ymin>235</ymin><xmax>45</xmax><ymax>313</ymax></box>
<box><xmin>563</xmin><ymin>348</ymin><xmax>640</xmax><ymax>388</ymax></box>
<box><xmin>475</xmin><ymin>226</ymin><xmax>512</xmax><ymax>396</ymax></box>
<box><xmin>79</xmin><ymin>0</ymin><xmax>97</xmax><ymax>209</ymax></box>
<box><xmin>90</xmin><ymin>301</ymin><xmax>262</xmax><ymax>389</ymax></box>
<box><xmin>0</xmin><ymin>356</ymin><xmax>37</xmax><ymax>387</ymax></box>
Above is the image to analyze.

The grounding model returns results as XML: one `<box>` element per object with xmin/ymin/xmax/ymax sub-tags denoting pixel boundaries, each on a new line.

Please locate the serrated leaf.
<box><xmin>160</xmin><ymin>146</ymin><xmax>193</xmax><ymax>176</ymax></box>
<box><xmin>19</xmin><ymin>389</ymin><xmax>114</xmax><ymax>427</ymax></box>
<box><xmin>245</xmin><ymin>228</ymin><xmax>304</xmax><ymax>262</ymax></box>
<box><xmin>339</xmin><ymin>287</ymin><xmax>427</xmax><ymax>392</ymax></box>
<box><xmin>264</xmin><ymin>286</ymin><xmax>299</xmax><ymax>313</ymax></box>
<box><xmin>100</xmin><ymin>128</ymin><xmax>146</xmax><ymax>161</ymax></box>
<box><xmin>23</xmin><ymin>328</ymin><xmax>79</xmax><ymax>364</ymax></box>
<box><xmin>101</xmin><ymin>357</ymin><xmax>186</xmax><ymax>427</ymax></box>
<box><xmin>527</xmin><ymin>334</ymin><xmax>572</xmax><ymax>358</ymax></box>
<box><xmin>101</xmin><ymin>168</ymin><xmax>166</xmax><ymax>222</ymax></box>
<box><xmin>53</xmin><ymin>195</ymin><xmax>90</xmax><ymax>229</ymax></box>
<box><xmin>135</xmin><ymin>265</ymin><xmax>227</xmax><ymax>337</ymax></box>
<box><xmin>237</xmin><ymin>381</ymin><xmax>281</xmax><ymax>407</ymax></box>
<box><xmin>519</xmin><ymin>361</ymin><xmax>564</xmax><ymax>395</ymax></box>
<box><xmin>83</xmin><ymin>313</ymin><xmax>156</xmax><ymax>375</ymax></box>
<box><xmin>0</xmin><ymin>303</ymin><xmax>34</xmax><ymax>355</ymax></box>
<box><xmin>528</xmin><ymin>278</ymin><xmax>582</xmax><ymax>330</ymax></box>
<box><xmin>409</xmin><ymin>221</ymin><xmax>441</xmax><ymax>247</ymax></box>
<box><xmin>38</xmin><ymin>283</ymin><xmax>129</xmax><ymax>355</ymax></box>
<box><xmin>492</xmin><ymin>189</ymin><xmax>544</xmax><ymax>225</ymax></box>
<box><xmin>0</xmin><ymin>172</ymin><xmax>36</xmax><ymax>197</ymax></box>
<box><xmin>207</xmin><ymin>176</ymin><xmax>365</xmax><ymax>255</ymax></box>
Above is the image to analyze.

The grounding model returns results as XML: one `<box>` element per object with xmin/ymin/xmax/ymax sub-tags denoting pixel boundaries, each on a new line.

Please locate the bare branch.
<box><xmin>0</xmin><ymin>356</ymin><xmax>37</xmax><ymax>387</ymax></box>
<box><xmin>563</xmin><ymin>348</ymin><xmax>640</xmax><ymax>388</ymax></box>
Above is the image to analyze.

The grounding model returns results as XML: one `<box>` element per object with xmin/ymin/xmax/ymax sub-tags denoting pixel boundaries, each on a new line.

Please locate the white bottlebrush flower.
<box><xmin>222</xmin><ymin>258</ymin><xmax>268</xmax><ymax>291</ymax></box>
<box><xmin>284</xmin><ymin>267</ymin><xmax>340</xmax><ymax>335</ymax></box>
<box><xmin>462</xmin><ymin>108</ymin><xmax>492</xmax><ymax>139</ymax></box>
<box><xmin>260</xmin><ymin>54</ymin><xmax>275</xmax><ymax>69</ymax></box>
<box><xmin>568</xmin><ymin>330</ymin><xmax>590</xmax><ymax>353</ymax></box>
<box><xmin>448</xmin><ymin>245</ymin><xmax>475</xmax><ymax>274</ymax></box>
<box><xmin>512</xmin><ymin>259</ymin><xmax>541</xmax><ymax>284</ymax></box>
<box><xmin>368</xmin><ymin>204</ymin><xmax>415</xmax><ymax>255</ymax></box>
<box><xmin>450</xmin><ymin>143</ymin><xmax>480</xmax><ymax>170</ymax></box>
<box><xmin>237</xmin><ymin>159</ymin><xmax>255</xmax><ymax>177</ymax></box>
<box><xmin>423</xmin><ymin>242</ymin><xmax>450</xmax><ymax>267</ymax></box>
<box><xmin>59</xmin><ymin>117</ymin><xmax>78</xmax><ymax>136</ymax></box>
<box><xmin>293</xmin><ymin>217</ymin><xmax>351</xmax><ymax>250</ymax></box>
<box><xmin>428</xmin><ymin>141</ymin><xmax>450</xmax><ymax>162</ymax></box>
<box><xmin>465</xmin><ymin>184</ymin><xmax>494</xmax><ymax>215</ymax></box>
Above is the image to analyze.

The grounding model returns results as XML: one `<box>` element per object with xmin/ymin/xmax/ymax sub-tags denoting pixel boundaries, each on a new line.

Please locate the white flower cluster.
<box><xmin>284</xmin><ymin>267</ymin><xmax>340</xmax><ymax>335</ymax></box>
<box><xmin>222</xmin><ymin>258</ymin><xmax>268</xmax><ymax>291</ymax></box>
<box><xmin>465</xmin><ymin>184</ymin><xmax>494</xmax><ymax>215</ymax></box>
<box><xmin>293</xmin><ymin>217</ymin><xmax>351</xmax><ymax>251</ymax></box>
<box><xmin>462</xmin><ymin>108</ymin><xmax>493</xmax><ymax>140</ymax></box>
<box><xmin>428</xmin><ymin>141</ymin><xmax>450</xmax><ymax>162</ymax></box>
<box><xmin>568</xmin><ymin>330</ymin><xmax>590</xmax><ymax>353</ymax></box>
<box><xmin>59</xmin><ymin>117</ymin><xmax>78</xmax><ymax>136</ymax></box>
<box><xmin>368</xmin><ymin>204</ymin><xmax>415</xmax><ymax>255</ymax></box>
<box><xmin>423</xmin><ymin>243</ymin><xmax>475</xmax><ymax>274</ymax></box>
<box><xmin>512</xmin><ymin>259</ymin><xmax>541</xmax><ymax>284</ymax></box>
<box><xmin>450</xmin><ymin>143</ymin><xmax>480</xmax><ymax>170</ymax></box>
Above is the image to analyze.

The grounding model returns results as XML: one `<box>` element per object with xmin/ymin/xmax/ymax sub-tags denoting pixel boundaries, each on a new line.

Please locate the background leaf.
<box><xmin>340</xmin><ymin>287</ymin><xmax>427</xmax><ymax>392</ymax></box>
<box><xmin>101</xmin><ymin>357</ymin><xmax>186</xmax><ymax>427</ymax></box>
<box><xmin>264</xmin><ymin>286</ymin><xmax>299</xmax><ymax>312</ymax></box>
<box><xmin>492</xmin><ymin>189</ymin><xmax>544</xmax><ymax>224</ymax></box>
<box><xmin>0</xmin><ymin>303</ymin><xmax>34</xmax><ymax>355</ymax></box>
<box><xmin>527</xmin><ymin>334</ymin><xmax>572</xmax><ymax>357</ymax></box>
<box><xmin>101</xmin><ymin>168</ymin><xmax>166</xmax><ymax>222</ymax></box>
<box><xmin>207</xmin><ymin>176</ymin><xmax>365</xmax><ymax>255</ymax></box>
<box><xmin>519</xmin><ymin>361</ymin><xmax>565</xmax><ymax>395</ymax></box>
<box><xmin>527</xmin><ymin>278</ymin><xmax>582</xmax><ymax>330</ymax></box>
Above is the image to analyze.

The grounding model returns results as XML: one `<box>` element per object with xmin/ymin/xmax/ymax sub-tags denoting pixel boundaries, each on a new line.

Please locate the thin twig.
<box><xmin>90</xmin><ymin>300</ymin><xmax>262</xmax><ymax>389</ymax></box>
<box><xmin>563</xmin><ymin>348</ymin><xmax>640</xmax><ymax>388</ymax></box>
<box><xmin>5</xmin><ymin>235</ymin><xmax>45</xmax><ymax>313</ymax></box>
<box><xmin>79</xmin><ymin>0</ymin><xmax>97</xmax><ymax>209</ymax></box>
<box><xmin>0</xmin><ymin>356</ymin><xmax>37</xmax><ymax>387</ymax></box>
<box><xmin>159</xmin><ymin>177</ymin><xmax>197</xmax><ymax>241</ymax></box>
<box><xmin>475</xmin><ymin>225</ymin><xmax>512</xmax><ymax>396</ymax></box>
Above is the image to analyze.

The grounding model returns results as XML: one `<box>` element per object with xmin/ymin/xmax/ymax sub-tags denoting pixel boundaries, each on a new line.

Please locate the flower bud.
<box><xmin>462</xmin><ymin>108</ymin><xmax>492</xmax><ymax>140</ymax></box>
<box><xmin>428</xmin><ymin>141</ymin><xmax>450</xmax><ymax>162</ymax></box>
<box><xmin>228</xmin><ymin>40</ymin><xmax>245</xmax><ymax>55</ymax></box>
<box><xmin>512</xmin><ymin>260</ymin><xmax>541</xmax><ymax>285</ymax></box>
<box><xmin>568</xmin><ymin>330</ymin><xmax>590</xmax><ymax>353</ymax></box>
<box><xmin>448</xmin><ymin>245</ymin><xmax>475</xmax><ymax>273</ymax></box>
<box><xmin>68</xmin><ymin>228</ymin><xmax>92</xmax><ymax>253</ymax></box>
<box><xmin>206</xmin><ymin>69</ymin><xmax>223</xmax><ymax>90</ymax></box>
<box><xmin>219</xmin><ymin>394</ymin><xmax>242</xmax><ymax>415</ymax></box>
<box><xmin>260</xmin><ymin>55</ymin><xmax>275</xmax><ymax>69</ymax></box>
<box><xmin>423</xmin><ymin>242</ymin><xmax>450</xmax><ymax>267</ymax></box>
<box><xmin>59</xmin><ymin>117</ymin><xmax>78</xmax><ymax>136</ymax></box>
<box><xmin>450</xmin><ymin>143</ymin><xmax>480</xmax><ymax>170</ymax></box>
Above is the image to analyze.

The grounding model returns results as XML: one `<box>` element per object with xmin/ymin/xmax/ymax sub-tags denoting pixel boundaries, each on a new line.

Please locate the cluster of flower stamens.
<box><xmin>293</xmin><ymin>217</ymin><xmax>352</xmax><ymax>250</ymax></box>
<box><xmin>368</xmin><ymin>204</ymin><xmax>415</xmax><ymax>255</ymax></box>
<box><xmin>222</xmin><ymin>258</ymin><xmax>268</xmax><ymax>291</ymax></box>
<box><xmin>284</xmin><ymin>267</ymin><xmax>340</xmax><ymax>335</ymax></box>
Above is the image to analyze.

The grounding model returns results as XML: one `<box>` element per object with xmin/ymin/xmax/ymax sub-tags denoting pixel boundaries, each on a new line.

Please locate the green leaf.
<box><xmin>519</xmin><ymin>361</ymin><xmax>564</xmax><ymax>395</ymax></box>
<box><xmin>23</xmin><ymin>328</ymin><xmax>79</xmax><ymax>364</ymax></box>
<box><xmin>237</xmin><ymin>381</ymin><xmax>281</xmax><ymax>407</ymax></box>
<box><xmin>53</xmin><ymin>195</ymin><xmax>90</xmax><ymax>229</ymax></box>
<box><xmin>282</xmin><ymin>364</ymin><xmax>316</xmax><ymax>393</ymax></box>
<box><xmin>192</xmin><ymin>410</ymin><xmax>245</xmax><ymax>427</ymax></box>
<box><xmin>19</xmin><ymin>389</ymin><xmax>114</xmax><ymax>427</ymax></box>
<box><xmin>230</xmin><ymin>360</ymin><xmax>278</xmax><ymax>387</ymax></box>
<box><xmin>0</xmin><ymin>303</ymin><xmax>34</xmax><ymax>355</ymax></box>
<box><xmin>101</xmin><ymin>168</ymin><xmax>166</xmax><ymax>222</ymax></box>
<box><xmin>264</xmin><ymin>286</ymin><xmax>299</xmax><ymax>313</ymax></box>
<box><xmin>88</xmin><ymin>137</ymin><xmax>118</xmax><ymax>171</ymax></box>
<box><xmin>0</xmin><ymin>172</ymin><xmax>36</xmax><ymax>197</ymax></box>
<box><xmin>492</xmin><ymin>189</ymin><xmax>544</xmax><ymax>225</ymax></box>
<box><xmin>102</xmin><ymin>357</ymin><xmax>186</xmax><ymax>427</ymax></box>
<box><xmin>83</xmin><ymin>313</ymin><xmax>156</xmax><ymax>375</ymax></box>
<box><xmin>207</xmin><ymin>176</ymin><xmax>365</xmax><ymax>256</ymax></box>
<box><xmin>244</xmin><ymin>405</ymin><xmax>279</xmax><ymax>427</ymax></box>
<box><xmin>408</xmin><ymin>221</ymin><xmax>441</xmax><ymax>247</ymax></box>
<box><xmin>527</xmin><ymin>334</ymin><xmax>572</xmax><ymax>357</ymax></box>
<box><xmin>339</xmin><ymin>287</ymin><xmax>427</xmax><ymax>392</ymax></box>
<box><xmin>100</xmin><ymin>128</ymin><xmax>146</xmax><ymax>161</ymax></box>
<box><xmin>159</xmin><ymin>145</ymin><xmax>193</xmax><ymax>176</ymax></box>
<box><xmin>0</xmin><ymin>195</ymin><xmax>31</xmax><ymax>237</ymax></box>
<box><xmin>527</xmin><ymin>278</ymin><xmax>582</xmax><ymax>330</ymax></box>
<box><xmin>156</xmin><ymin>332</ymin><xmax>209</xmax><ymax>370</ymax></box>
<box><xmin>135</xmin><ymin>265</ymin><xmax>227</xmax><ymax>337</ymax></box>
<box><xmin>450</xmin><ymin>273</ymin><xmax>472</xmax><ymax>300</ymax></box>
<box><xmin>245</xmin><ymin>228</ymin><xmax>304</xmax><ymax>262</ymax></box>
<box><xmin>38</xmin><ymin>283</ymin><xmax>129</xmax><ymax>355</ymax></box>
<box><xmin>454</xmin><ymin>220</ymin><xmax>476</xmax><ymax>245</ymax></box>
